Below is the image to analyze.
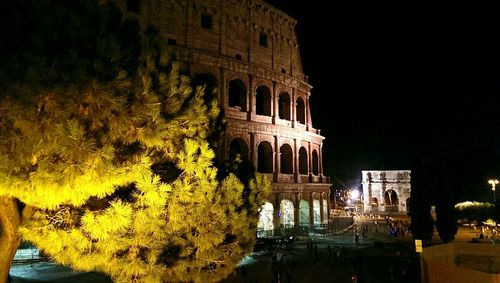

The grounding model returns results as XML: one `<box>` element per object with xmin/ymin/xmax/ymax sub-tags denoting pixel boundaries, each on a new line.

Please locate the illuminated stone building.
<box><xmin>361</xmin><ymin>170</ymin><xmax>410</xmax><ymax>214</ymax></box>
<box><xmin>112</xmin><ymin>0</ymin><xmax>331</xmax><ymax>231</ymax></box>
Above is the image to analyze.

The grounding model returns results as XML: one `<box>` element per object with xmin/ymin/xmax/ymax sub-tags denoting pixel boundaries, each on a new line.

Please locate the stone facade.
<box><xmin>361</xmin><ymin>170</ymin><xmax>410</xmax><ymax>214</ymax></box>
<box><xmin>111</xmin><ymin>0</ymin><xmax>331</xmax><ymax>229</ymax></box>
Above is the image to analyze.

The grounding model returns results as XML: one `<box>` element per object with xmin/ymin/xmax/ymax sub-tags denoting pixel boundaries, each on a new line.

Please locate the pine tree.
<box><xmin>0</xmin><ymin>1</ymin><xmax>270</xmax><ymax>282</ymax></box>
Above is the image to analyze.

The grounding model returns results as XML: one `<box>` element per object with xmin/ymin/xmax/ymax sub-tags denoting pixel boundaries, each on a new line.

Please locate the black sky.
<box><xmin>266</xmin><ymin>0</ymin><xmax>500</xmax><ymax>202</ymax></box>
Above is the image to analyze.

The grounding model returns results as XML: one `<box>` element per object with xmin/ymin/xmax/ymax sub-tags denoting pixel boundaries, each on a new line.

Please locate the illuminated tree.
<box><xmin>0</xmin><ymin>1</ymin><xmax>269</xmax><ymax>282</ymax></box>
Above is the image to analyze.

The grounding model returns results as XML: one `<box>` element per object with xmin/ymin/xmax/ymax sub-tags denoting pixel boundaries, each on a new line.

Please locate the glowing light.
<box><xmin>488</xmin><ymin>179</ymin><xmax>498</xmax><ymax>202</ymax></box>
<box><xmin>350</xmin><ymin>189</ymin><xmax>360</xmax><ymax>200</ymax></box>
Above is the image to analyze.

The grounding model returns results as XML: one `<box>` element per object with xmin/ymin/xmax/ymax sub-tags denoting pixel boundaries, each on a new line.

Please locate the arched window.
<box><xmin>312</xmin><ymin>150</ymin><xmax>319</xmax><ymax>176</ymax></box>
<box><xmin>228</xmin><ymin>79</ymin><xmax>247</xmax><ymax>111</ymax></box>
<box><xmin>256</xmin><ymin>85</ymin><xmax>272</xmax><ymax>116</ymax></box>
<box><xmin>384</xmin><ymin>190</ymin><xmax>399</xmax><ymax>213</ymax></box>
<box><xmin>296</xmin><ymin>97</ymin><xmax>305</xmax><ymax>124</ymax></box>
<box><xmin>229</xmin><ymin>138</ymin><xmax>248</xmax><ymax>161</ymax></box>
<box><xmin>258</xmin><ymin>141</ymin><xmax>273</xmax><ymax>173</ymax></box>
<box><xmin>280</xmin><ymin>144</ymin><xmax>293</xmax><ymax>174</ymax></box>
<box><xmin>278</xmin><ymin>92</ymin><xmax>291</xmax><ymax>120</ymax></box>
<box><xmin>192</xmin><ymin>72</ymin><xmax>218</xmax><ymax>103</ymax></box>
<box><xmin>298</xmin><ymin>147</ymin><xmax>308</xmax><ymax>174</ymax></box>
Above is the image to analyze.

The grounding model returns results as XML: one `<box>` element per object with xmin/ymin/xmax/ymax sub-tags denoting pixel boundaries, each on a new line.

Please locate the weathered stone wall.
<box><xmin>362</xmin><ymin>170</ymin><xmax>411</xmax><ymax>213</ymax></box>
<box><xmin>111</xmin><ymin>0</ymin><xmax>331</xmax><ymax>227</ymax></box>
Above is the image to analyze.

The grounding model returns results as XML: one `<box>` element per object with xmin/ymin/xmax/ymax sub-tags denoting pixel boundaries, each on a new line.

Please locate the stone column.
<box><xmin>247</xmin><ymin>75</ymin><xmax>254</xmax><ymax>121</ymax></box>
<box><xmin>250</xmin><ymin>133</ymin><xmax>256</xmax><ymax>171</ymax></box>
<box><xmin>308</xmin><ymin>142</ymin><xmax>312</xmax><ymax>179</ymax></box>
<box><xmin>293</xmin><ymin>139</ymin><xmax>299</xmax><ymax>183</ymax></box>
<box><xmin>319</xmin><ymin>192</ymin><xmax>324</xmax><ymax>224</ymax></box>
<box><xmin>291</xmin><ymin>88</ymin><xmax>296</xmax><ymax>127</ymax></box>
<box><xmin>319</xmin><ymin>143</ymin><xmax>324</xmax><ymax>180</ymax></box>
<box><xmin>306</xmin><ymin>93</ymin><xmax>312</xmax><ymax>130</ymax></box>
<box><xmin>273</xmin><ymin>193</ymin><xmax>281</xmax><ymax>231</ymax></box>
<box><xmin>293</xmin><ymin>192</ymin><xmax>300</xmax><ymax>230</ymax></box>
<box><xmin>308</xmin><ymin>193</ymin><xmax>314</xmax><ymax>228</ymax></box>
<box><xmin>272</xmin><ymin>81</ymin><xmax>278</xmax><ymax>123</ymax></box>
<box><xmin>274</xmin><ymin>135</ymin><xmax>279</xmax><ymax>182</ymax></box>
<box><xmin>219</xmin><ymin>1</ymin><xmax>226</xmax><ymax>56</ymax></box>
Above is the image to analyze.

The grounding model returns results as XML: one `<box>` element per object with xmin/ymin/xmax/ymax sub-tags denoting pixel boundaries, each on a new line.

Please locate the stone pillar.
<box><xmin>219</xmin><ymin>1</ymin><xmax>226</xmax><ymax>56</ymax></box>
<box><xmin>308</xmin><ymin>142</ymin><xmax>312</xmax><ymax>179</ymax></box>
<box><xmin>293</xmin><ymin>139</ymin><xmax>299</xmax><ymax>183</ymax></box>
<box><xmin>305</xmin><ymin>95</ymin><xmax>312</xmax><ymax>130</ymax></box>
<box><xmin>319</xmin><ymin>144</ymin><xmax>324</xmax><ymax>178</ymax></box>
<box><xmin>250</xmin><ymin>133</ymin><xmax>256</xmax><ymax>170</ymax></box>
<box><xmin>274</xmin><ymin>135</ymin><xmax>279</xmax><ymax>182</ymax></box>
<box><xmin>273</xmin><ymin>193</ymin><xmax>281</xmax><ymax>231</ymax></box>
<box><xmin>319</xmin><ymin>192</ymin><xmax>324</xmax><ymax>224</ymax></box>
<box><xmin>308</xmin><ymin>193</ymin><xmax>314</xmax><ymax>228</ymax></box>
<box><xmin>272</xmin><ymin>81</ymin><xmax>278</xmax><ymax>123</ymax></box>
<box><xmin>247</xmin><ymin>75</ymin><xmax>255</xmax><ymax>121</ymax></box>
<box><xmin>247</xmin><ymin>4</ymin><xmax>254</xmax><ymax>63</ymax></box>
<box><xmin>293</xmin><ymin>192</ymin><xmax>300</xmax><ymax>229</ymax></box>
<box><xmin>291</xmin><ymin>88</ymin><xmax>296</xmax><ymax>127</ymax></box>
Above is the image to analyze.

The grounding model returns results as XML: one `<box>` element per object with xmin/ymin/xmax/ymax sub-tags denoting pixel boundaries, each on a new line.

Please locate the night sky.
<box><xmin>267</xmin><ymin>0</ymin><xmax>500</xmax><ymax>202</ymax></box>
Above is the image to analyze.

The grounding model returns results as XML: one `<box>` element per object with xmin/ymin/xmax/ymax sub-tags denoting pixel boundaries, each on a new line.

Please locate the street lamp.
<box><xmin>488</xmin><ymin>179</ymin><xmax>498</xmax><ymax>203</ymax></box>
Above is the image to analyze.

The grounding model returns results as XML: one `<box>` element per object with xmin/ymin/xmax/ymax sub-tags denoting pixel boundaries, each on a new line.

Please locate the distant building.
<box><xmin>361</xmin><ymin>170</ymin><xmax>410</xmax><ymax>213</ymax></box>
<box><xmin>110</xmin><ymin>0</ymin><xmax>331</xmax><ymax>232</ymax></box>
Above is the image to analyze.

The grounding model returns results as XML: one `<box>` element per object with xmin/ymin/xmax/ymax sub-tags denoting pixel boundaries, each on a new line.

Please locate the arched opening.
<box><xmin>296</xmin><ymin>97</ymin><xmax>305</xmax><ymax>124</ymax></box>
<box><xmin>192</xmin><ymin>72</ymin><xmax>218</xmax><ymax>103</ymax></box>
<box><xmin>384</xmin><ymin>190</ymin><xmax>399</xmax><ymax>213</ymax></box>
<box><xmin>406</xmin><ymin>198</ymin><xmax>410</xmax><ymax>213</ymax></box>
<box><xmin>228</xmin><ymin>79</ymin><xmax>247</xmax><ymax>111</ymax></box>
<box><xmin>299</xmin><ymin>147</ymin><xmax>308</xmax><ymax>175</ymax></box>
<box><xmin>229</xmin><ymin>138</ymin><xmax>248</xmax><ymax>161</ymax></box>
<box><xmin>256</xmin><ymin>85</ymin><xmax>272</xmax><ymax>116</ymax></box>
<box><xmin>313</xmin><ymin>199</ymin><xmax>320</xmax><ymax>226</ymax></box>
<box><xmin>257</xmin><ymin>202</ymin><xmax>274</xmax><ymax>234</ymax></box>
<box><xmin>280</xmin><ymin>144</ymin><xmax>293</xmax><ymax>174</ymax></box>
<box><xmin>299</xmin><ymin>200</ymin><xmax>309</xmax><ymax>226</ymax></box>
<box><xmin>280</xmin><ymin>199</ymin><xmax>294</xmax><ymax>228</ymax></box>
<box><xmin>370</xmin><ymin>197</ymin><xmax>379</xmax><ymax>212</ymax></box>
<box><xmin>312</xmin><ymin>150</ymin><xmax>319</xmax><ymax>176</ymax></box>
<box><xmin>278</xmin><ymin>92</ymin><xmax>291</xmax><ymax>120</ymax></box>
<box><xmin>257</xmin><ymin>141</ymin><xmax>273</xmax><ymax>173</ymax></box>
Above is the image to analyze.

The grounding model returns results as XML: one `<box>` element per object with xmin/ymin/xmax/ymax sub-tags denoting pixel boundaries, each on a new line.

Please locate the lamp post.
<box><xmin>488</xmin><ymin>179</ymin><xmax>498</xmax><ymax>203</ymax></box>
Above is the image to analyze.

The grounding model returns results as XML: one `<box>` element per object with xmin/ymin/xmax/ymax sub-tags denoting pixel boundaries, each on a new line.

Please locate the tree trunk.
<box><xmin>0</xmin><ymin>197</ymin><xmax>22</xmax><ymax>283</ymax></box>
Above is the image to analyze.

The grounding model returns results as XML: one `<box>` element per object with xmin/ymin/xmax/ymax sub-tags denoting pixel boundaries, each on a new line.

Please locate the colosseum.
<box><xmin>112</xmin><ymin>0</ymin><xmax>331</xmax><ymax>233</ymax></box>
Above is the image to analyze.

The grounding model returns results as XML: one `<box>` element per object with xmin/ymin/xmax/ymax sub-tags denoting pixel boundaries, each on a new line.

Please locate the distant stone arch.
<box><xmin>280</xmin><ymin>144</ymin><xmax>293</xmax><ymax>174</ymax></box>
<box><xmin>229</xmin><ymin>138</ymin><xmax>249</xmax><ymax>161</ymax></box>
<box><xmin>384</xmin><ymin>190</ymin><xmax>399</xmax><ymax>213</ymax></box>
<box><xmin>193</xmin><ymin>72</ymin><xmax>218</xmax><ymax>101</ymax></box>
<box><xmin>312</xmin><ymin>149</ymin><xmax>319</xmax><ymax>175</ymax></box>
<box><xmin>280</xmin><ymin>199</ymin><xmax>294</xmax><ymax>227</ymax></box>
<box><xmin>228</xmin><ymin>79</ymin><xmax>247</xmax><ymax>111</ymax></box>
<box><xmin>296</xmin><ymin>97</ymin><xmax>305</xmax><ymax>124</ymax></box>
<box><xmin>256</xmin><ymin>85</ymin><xmax>272</xmax><ymax>116</ymax></box>
<box><xmin>322</xmin><ymin>199</ymin><xmax>328</xmax><ymax>224</ymax></box>
<box><xmin>278</xmin><ymin>92</ymin><xmax>291</xmax><ymax>120</ymax></box>
<box><xmin>257</xmin><ymin>141</ymin><xmax>273</xmax><ymax>173</ymax></box>
<box><xmin>299</xmin><ymin>146</ymin><xmax>308</xmax><ymax>174</ymax></box>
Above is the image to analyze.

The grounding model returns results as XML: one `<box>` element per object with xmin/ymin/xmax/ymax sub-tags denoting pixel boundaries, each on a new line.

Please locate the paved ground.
<box><xmin>10</xmin><ymin>216</ymin><xmax>419</xmax><ymax>283</ymax></box>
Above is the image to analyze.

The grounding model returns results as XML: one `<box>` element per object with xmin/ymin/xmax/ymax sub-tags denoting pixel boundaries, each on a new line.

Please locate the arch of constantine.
<box><xmin>362</xmin><ymin>170</ymin><xmax>410</xmax><ymax>214</ymax></box>
<box><xmin>111</xmin><ymin>0</ymin><xmax>331</xmax><ymax>233</ymax></box>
